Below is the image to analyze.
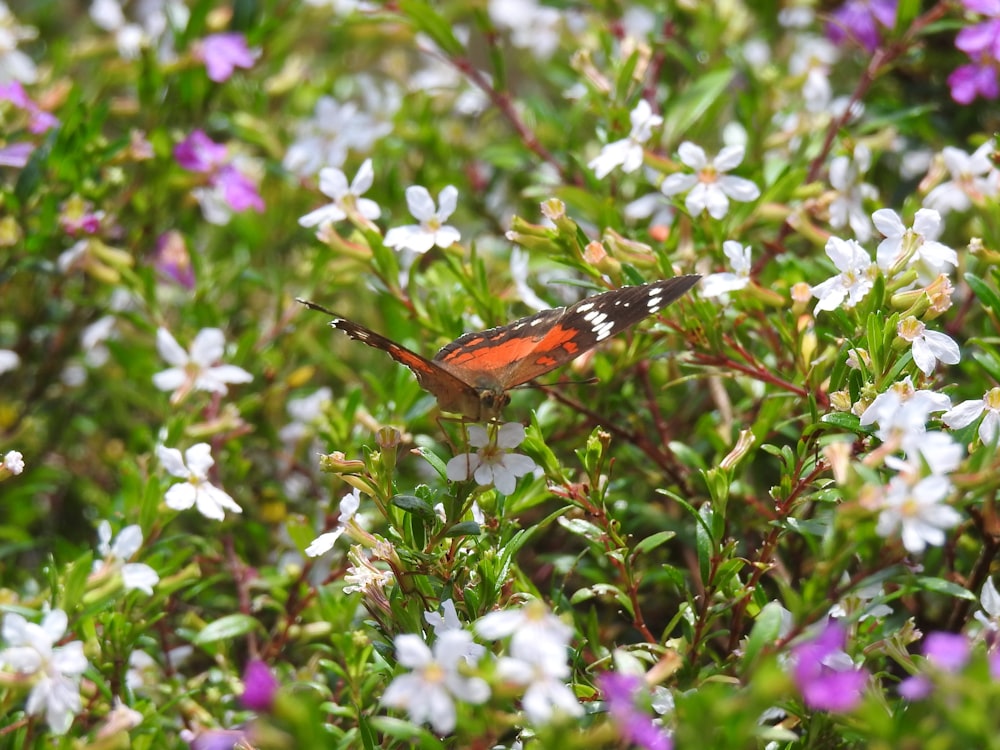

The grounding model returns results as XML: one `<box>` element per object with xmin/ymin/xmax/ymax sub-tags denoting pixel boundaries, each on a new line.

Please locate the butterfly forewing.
<box><xmin>313</xmin><ymin>310</ymin><xmax>480</xmax><ymax>409</ymax></box>
<box><xmin>434</xmin><ymin>276</ymin><xmax>700</xmax><ymax>388</ymax></box>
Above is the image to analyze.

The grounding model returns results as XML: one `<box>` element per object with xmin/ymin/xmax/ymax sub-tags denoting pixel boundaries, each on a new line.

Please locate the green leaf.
<box><xmin>633</xmin><ymin>530</ymin><xmax>677</xmax><ymax>557</ymax></box>
<box><xmin>414</xmin><ymin>446</ymin><xmax>449</xmax><ymax>481</ymax></box>
<box><xmin>965</xmin><ymin>273</ymin><xmax>1000</xmax><ymax>315</ymax></box>
<box><xmin>397</xmin><ymin>0</ymin><xmax>464</xmax><ymax>56</ymax></box>
<box><xmin>742</xmin><ymin>601</ymin><xmax>787</xmax><ymax>668</ymax></box>
<box><xmin>914</xmin><ymin>576</ymin><xmax>978</xmax><ymax>601</ymax></box>
<box><xmin>443</xmin><ymin>521</ymin><xmax>481</xmax><ymax>537</ymax></box>
<box><xmin>661</xmin><ymin>69</ymin><xmax>735</xmax><ymax>143</ymax></box>
<box><xmin>392</xmin><ymin>494</ymin><xmax>436</xmax><ymax>519</ymax></box>
<box><xmin>192</xmin><ymin>614</ymin><xmax>261</xmax><ymax>645</ymax></box>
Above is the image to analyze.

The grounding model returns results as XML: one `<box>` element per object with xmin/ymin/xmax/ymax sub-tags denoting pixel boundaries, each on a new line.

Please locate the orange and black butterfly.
<box><xmin>298</xmin><ymin>275</ymin><xmax>699</xmax><ymax>421</ymax></box>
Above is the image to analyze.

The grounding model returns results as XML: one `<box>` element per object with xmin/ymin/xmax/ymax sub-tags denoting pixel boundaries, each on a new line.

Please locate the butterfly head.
<box><xmin>476</xmin><ymin>386</ymin><xmax>511</xmax><ymax>422</ymax></box>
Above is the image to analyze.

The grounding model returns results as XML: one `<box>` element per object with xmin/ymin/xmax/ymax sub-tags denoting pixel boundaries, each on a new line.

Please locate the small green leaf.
<box><xmin>444</xmin><ymin>521</ymin><xmax>481</xmax><ymax>537</ymax></box>
<box><xmin>397</xmin><ymin>0</ymin><xmax>464</xmax><ymax>56</ymax></box>
<box><xmin>192</xmin><ymin>614</ymin><xmax>261</xmax><ymax>645</ymax></box>
<box><xmin>743</xmin><ymin>601</ymin><xmax>786</xmax><ymax>668</ymax></box>
<box><xmin>633</xmin><ymin>530</ymin><xmax>677</xmax><ymax>557</ymax></box>
<box><xmin>914</xmin><ymin>576</ymin><xmax>978</xmax><ymax>600</ymax></box>
<box><xmin>392</xmin><ymin>494</ymin><xmax>436</xmax><ymax>518</ymax></box>
<box><xmin>965</xmin><ymin>273</ymin><xmax>1000</xmax><ymax>315</ymax></box>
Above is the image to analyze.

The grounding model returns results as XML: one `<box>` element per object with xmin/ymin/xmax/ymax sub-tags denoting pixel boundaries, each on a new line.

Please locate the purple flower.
<box><xmin>923</xmin><ymin>631</ymin><xmax>970</xmax><ymax>672</ymax></box>
<box><xmin>949</xmin><ymin>2</ymin><xmax>1000</xmax><ymax>103</ymax></box>
<box><xmin>826</xmin><ymin>0</ymin><xmax>897</xmax><ymax>52</ymax></box>
<box><xmin>174</xmin><ymin>130</ymin><xmax>264</xmax><ymax>222</ymax></box>
<box><xmin>174</xmin><ymin>130</ymin><xmax>228</xmax><ymax>173</ymax></box>
<box><xmin>198</xmin><ymin>32</ymin><xmax>257</xmax><ymax>83</ymax></box>
<box><xmin>240</xmin><ymin>659</ymin><xmax>278</xmax><ymax>712</ymax></box>
<box><xmin>186</xmin><ymin>728</ymin><xmax>252</xmax><ymax>750</ymax></box>
<box><xmin>0</xmin><ymin>142</ymin><xmax>34</xmax><ymax>168</ymax></box>
<box><xmin>152</xmin><ymin>230</ymin><xmax>195</xmax><ymax>289</ymax></box>
<box><xmin>791</xmin><ymin>622</ymin><xmax>869</xmax><ymax>713</ymax></box>
<box><xmin>598</xmin><ymin>672</ymin><xmax>672</xmax><ymax>750</ymax></box>
<box><xmin>216</xmin><ymin>165</ymin><xmax>265</xmax><ymax>213</ymax></box>
<box><xmin>0</xmin><ymin>82</ymin><xmax>59</xmax><ymax>134</ymax></box>
<box><xmin>897</xmin><ymin>674</ymin><xmax>933</xmax><ymax>701</ymax></box>
<box><xmin>990</xmin><ymin>649</ymin><xmax>1000</xmax><ymax>680</ymax></box>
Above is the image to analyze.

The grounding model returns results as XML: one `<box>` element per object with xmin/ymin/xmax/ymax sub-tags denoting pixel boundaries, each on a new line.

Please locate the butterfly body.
<box><xmin>299</xmin><ymin>275</ymin><xmax>699</xmax><ymax>421</ymax></box>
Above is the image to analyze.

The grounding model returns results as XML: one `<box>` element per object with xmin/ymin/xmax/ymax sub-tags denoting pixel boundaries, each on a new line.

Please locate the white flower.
<box><xmin>923</xmin><ymin>141</ymin><xmax>999</xmax><ymax>215</ymax></box>
<box><xmin>152</xmin><ymin>327</ymin><xmax>252</xmax><ymax>404</ymax></box>
<box><xmin>3</xmin><ymin>450</ymin><xmax>24</xmax><ymax>475</ymax></box>
<box><xmin>424</xmin><ymin>601</ymin><xmax>486</xmax><ymax>666</ymax></box>
<box><xmin>810</xmin><ymin>236</ymin><xmax>877</xmax><ymax>312</ymax></box>
<box><xmin>446</xmin><ymin>423</ymin><xmax>536</xmax><ymax>495</ymax></box>
<box><xmin>90</xmin><ymin>0</ymin><xmax>147</xmax><ymax>58</ymax></box>
<box><xmin>858</xmin><ymin>376</ymin><xmax>950</xmax><ymax>444</ymax></box>
<box><xmin>659</xmin><ymin>142</ymin><xmax>760</xmax><ymax>219</ymax></box>
<box><xmin>304</xmin><ymin>488</ymin><xmax>361</xmax><ymax>557</ymax></box>
<box><xmin>0</xmin><ymin>2</ymin><xmax>38</xmax><ymax>84</ymax></box>
<box><xmin>384</xmin><ymin>185</ymin><xmax>461</xmax><ymax>254</ymax></box>
<box><xmin>278</xmin><ymin>387</ymin><xmax>332</xmax><ymax>445</ymax></box>
<box><xmin>943</xmin><ymin>387</ymin><xmax>1000</xmax><ymax>445</ymax></box>
<box><xmin>381</xmin><ymin>630</ymin><xmax>490</xmax><ymax>734</ymax></box>
<box><xmin>828</xmin><ymin>146</ymin><xmax>878</xmax><ymax>242</ymax></box>
<box><xmin>283</xmin><ymin>96</ymin><xmax>393</xmax><ymax>178</ymax></box>
<box><xmin>0</xmin><ymin>610</ymin><xmax>89</xmax><ymax>735</ymax></box>
<box><xmin>93</xmin><ymin>521</ymin><xmax>159</xmax><ymax>595</ymax></box>
<box><xmin>701</xmin><ymin>241</ymin><xmax>752</xmax><ymax>297</ymax></box>
<box><xmin>874</xmin><ymin>474</ymin><xmax>961</xmax><ymax>554</ymax></box>
<box><xmin>475</xmin><ymin>600</ymin><xmax>573</xmax><ymax>665</ymax></box>
<box><xmin>0</xmin><ymin>348</ymin><xmax>20</xmax><ymax>373</ymax></box>
<box><xmin>299</xmin><ymin>159</ymin><xmax>381</xmax><ymax>228</ymax></box>
<box><xmin>343</xmin><ymin>544</ymin><xmax>394</xmax><ymax>595</ymax></box>
<box><xmin>887</xmin><ymin>431</ymin><xmax>963</xmax><ymax>481</ymax></box>
<box><xmin>975</xmin><ymin>577</ymin><xmax>1000</xmax><ymax>634</ymax></box>
<box><xmin>897</xmin><ymin>316</ymin><xmax>960</xmax><ymax>376</ymax></box>
<box><xmin>872</xmin><ymin>208</ymin><xmax>956</xmax><ymax>282</ymax></box>
<box><xmin>624</xmin><ymin>191</ymin><xmax>675</xmax><ymax>226</ymax></box>
<box><xmin>157</xmin><ymin>443</ymin><xmax>242</xmax><ymax>520</ymax></box>
<box><xmin>588</xmin><ymin>100</ymin><xmax>662</xmax><ymax>179</ymax></box>
<box><xmin>495</xmin><ymin>651</ymin><xmax>582</xmax><ymax>725</ymax></box>
<box><xmin>488</xmin><ymin>0</ymin><xmax>562</xmax><ymax>60</ymax></box>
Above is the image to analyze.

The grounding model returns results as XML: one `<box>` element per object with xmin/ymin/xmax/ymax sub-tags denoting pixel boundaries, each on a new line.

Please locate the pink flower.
<box><xmin>241</xmin><ymin>659</ymin><xmax>278</xmax><ymax>712</ymax></box>
<box><xmin>197</xmin><ymin>32</ymin><xmax>258</xmax><ymax>83</ymax></box>
<box><xmin>948</xmin><ymin>2</ymin><xmax>1000</xmax><ymax>103</ymax></box>
<box><xmin>0</xmin><ymin>82</ymin><xmax>59</xmax><ymax>134</ymax></box>
<box><xmin>174</xmin><ymin>130</ymin><xmax>264</xmax><ymax>222</ymax></box>
<box><xmin>791</xmin><ymin>623</ymin><xmax>869</xmax><ymax>712</ymax></box>
<box><xmin>826</xmin><ymin>0</ymin><xmax>897</xmax><ymax>52</ymax></box>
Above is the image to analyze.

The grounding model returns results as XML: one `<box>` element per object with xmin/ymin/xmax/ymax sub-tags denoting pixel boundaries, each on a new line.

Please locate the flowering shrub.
<box><xmin>2</xmin><ymin>1</ymin><xmax>1000</xmax><ymax>747</ymax></box>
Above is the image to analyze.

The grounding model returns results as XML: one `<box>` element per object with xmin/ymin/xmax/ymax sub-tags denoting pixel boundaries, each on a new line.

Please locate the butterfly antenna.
<box><xmin>515</xmin><ymin>377</ymin><xmax>600</xmax><ymax>391</ymax></box>
<box><xmin>296</xmin><ymin>298</ymin><xmax>339</xmax><ymax>317</ymax></box>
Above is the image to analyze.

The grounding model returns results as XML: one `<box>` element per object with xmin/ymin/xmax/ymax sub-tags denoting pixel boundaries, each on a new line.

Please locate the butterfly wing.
<box><xmin>298</xmin><ymin>299</ymin><xmax>490</xmax><ymax>418</ymax></box>
<box><xmin>433</xmin><ymin>276</ymin><xmax>699</xmax><ymax>388</ymax></box>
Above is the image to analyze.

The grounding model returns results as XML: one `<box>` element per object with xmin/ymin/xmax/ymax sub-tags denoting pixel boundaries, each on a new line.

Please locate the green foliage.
<box><xmin>1</xmin><ymin>0</ymin><xmax>1000</xmax><ymax>748</ymax></box>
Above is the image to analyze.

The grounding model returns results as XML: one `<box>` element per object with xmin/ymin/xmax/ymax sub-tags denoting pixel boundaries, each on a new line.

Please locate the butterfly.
<box><xmin>298</xmin><ymin>275</ymin><xmax>700</xmax><ymax>421</ymax></box>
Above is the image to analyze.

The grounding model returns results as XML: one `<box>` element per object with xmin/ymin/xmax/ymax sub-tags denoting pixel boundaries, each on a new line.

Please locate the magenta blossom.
<box><xmin>826</xmin><ymin>0</ymin><xmax>897</xmax><ymax>52</ymax></box>
<box><xmin>923</xmin><ymin>631</ymin><xmax>971</xmax><ymax>672</ymax></box>
<box><xmin>152</xmin><ymin>230</ymin><xmax>195</xmax><ymax>289</ymax></box>
<box><xmin>948</xmin><ymin>0</ymin><xmax>1000</xmax><ymax>103</ymax></box>
<box><xmin>598</xmin><ymin>672</ymin><xmax>672</xmax><ymax>750</ymax></box>
<box><xmin>174</xmin><ymin>130</ymin><xmax>229</xmax><ymax>173</ymax></box>
<box><xmin>197</xmin><ymin>32</ymin><xmax>258</xmax><ymax>83</ymax></box>
<box><xmin>174</xmin><ymin>130</ymin><xmax>264</xmax><ymax>222</ymax></box>
<box><xmin>240</xmin><ymin>659</ymin><xmax>278</xmax><ymax>712</ymax></box>
<box><xmin>0</xmin><ymin>82</ymin><xmax>59</xmax><ymax>134</ymax></box>
<box><xmin>791</xmin><ymin>622</ymin><xmax>869</xmax><ymax>712</ymax></box>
